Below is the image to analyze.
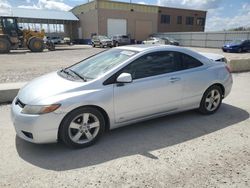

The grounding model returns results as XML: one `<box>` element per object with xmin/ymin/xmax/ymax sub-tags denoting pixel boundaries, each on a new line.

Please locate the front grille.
<box><xmin>15</xmin><ymin>98</ymin><xmax>26</xmax><ymax>108</ymax></box>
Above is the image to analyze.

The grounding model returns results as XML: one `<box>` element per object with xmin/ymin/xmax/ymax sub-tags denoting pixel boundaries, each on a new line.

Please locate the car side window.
<box><xmin>122</xmin><ymin>51</ymin><xmax>180</xmax><ymax>80</ymax></box>
<box><xmin>180</xmin><ymin>53</ymin><xmax>203</xmax><ymax>69</ymax></box>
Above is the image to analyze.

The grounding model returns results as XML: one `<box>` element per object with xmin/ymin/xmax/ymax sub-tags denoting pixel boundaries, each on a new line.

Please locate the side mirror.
<box><xmin>116</xmin><ymin>73</ymin><xmax>132</xmax><ymax>83</ymax></box>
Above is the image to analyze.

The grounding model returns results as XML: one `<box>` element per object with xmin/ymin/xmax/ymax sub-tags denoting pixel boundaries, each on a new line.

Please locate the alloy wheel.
<box><xmin>205</xmin><ymin>89</ymin><xmax>221</xmax><ymax>112</ymax></box>
<box><xmin>68</xmin><ymin>113</ymin><xmax>100</xmax><ymax>144</ymax></box>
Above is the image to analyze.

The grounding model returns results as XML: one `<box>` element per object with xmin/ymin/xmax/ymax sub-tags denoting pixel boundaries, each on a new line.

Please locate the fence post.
<box><xmin>205</xmin><ymin>32</ymin><xmax>208</xmax><ymax>48</ymax></box>
<box><xmin>224</xmin><ymin>32</ymin><xmax>227</xmax><ymax>45</ymax></box>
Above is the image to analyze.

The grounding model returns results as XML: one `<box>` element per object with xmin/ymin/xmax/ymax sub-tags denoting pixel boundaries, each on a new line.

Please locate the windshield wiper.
<box><xmin>61</xmin><ymin>68</ymin><xmax>71</xmax><ymax>76</ymax></box>
<box><xmin>68</xmin><ymin>69</ymin><xmax>87</xmax><ymax>82</ymax></box>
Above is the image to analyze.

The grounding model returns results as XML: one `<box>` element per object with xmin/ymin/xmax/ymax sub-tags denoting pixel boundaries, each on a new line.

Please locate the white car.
<box><xmin>11</xmin><ymin>45</ymin><xmax>233</xmax><ymax>148</ymax></box>
<box><xmin>142</xmin><ymin>37</ymin><xmax>164</xmax><ymax>45</ymax></box>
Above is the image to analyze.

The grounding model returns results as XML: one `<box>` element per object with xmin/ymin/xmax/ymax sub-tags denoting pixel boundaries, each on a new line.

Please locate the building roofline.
<box><xmin>71</xmin><ymin>0</ymin><xmax>207</xmax><ymax>13</ymax></box>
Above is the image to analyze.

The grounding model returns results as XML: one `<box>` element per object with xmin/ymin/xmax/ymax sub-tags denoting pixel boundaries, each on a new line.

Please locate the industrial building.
<box><xmin>71</xmin><ymin>0</ymin><xmax>206</xmax><ymax>42</ymax></box>
<box><xmin>0</xmin><ymin>8</ymin><xmax>78</xmax><ymax>38</ymax></box>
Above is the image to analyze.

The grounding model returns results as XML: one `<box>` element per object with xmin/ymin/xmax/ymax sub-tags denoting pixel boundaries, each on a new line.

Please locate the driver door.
<box><xmin>113</xmin><ymin>51</ymin><xmax>184</xmax><ymax>123</ymax></box>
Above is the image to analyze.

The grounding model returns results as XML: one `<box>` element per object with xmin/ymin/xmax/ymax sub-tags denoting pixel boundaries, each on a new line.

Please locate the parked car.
<box><xmin>142</xmin><ymin>37</ymin><xmax>164</xmax><ymax>44</ymax></box>
<box><xmin>63</xmin><ymin>37</ymin><xmax>72</xmax><ymax>45</ymax></box>
<box><xmin>11</xmin><ymin>45</ymin><xmax>232</xmax><ymax>148</ymax></box>
<box><xmin>161</xmin><ymin>37</ymin><xmax>180</xmax><ymax>46</ymax></box>
<box><xmin>49</xmin><ymin>36</ymin><xmax>64</xmax><ymax>44</ymax></box>
<box><xmin>222</xmin><ymin>39</ymin><xmax>250</xmax><ymax>53</ymax></box>
<box><xmin>92</xmin><ymin>35</ymin><xmax>113</xmax><ymax>48</ymax></box>
<box><xmin>111</xmin><ymin>35</ymin><xmax>131</xmax><ymax>46</ymax></box>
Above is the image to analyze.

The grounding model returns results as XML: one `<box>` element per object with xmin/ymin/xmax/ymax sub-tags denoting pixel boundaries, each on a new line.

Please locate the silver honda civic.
<box><xmin>11</xmin><ymin>45</ymin><xmax>233</xmax><ymax>148</ymax></box>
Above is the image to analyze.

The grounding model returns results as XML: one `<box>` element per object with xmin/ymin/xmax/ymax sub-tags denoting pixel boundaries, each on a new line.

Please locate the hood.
<box><xmin>224</xmin><ymin>42</ymin><xmax>241</xmax><ymax>47</ymax></box>
<box><xmin>199</xmin><ymin>52</ymin><xmax>224</xmax><ymax>61</ymax></box>
<box><xmin>101</xmin><ymin>39</ymin><xmax>112</xmax><ymax>42</ymax></box>
<box><xmin>18</xmin><ymin>71</ymin><xmax>88</xmax><ymax>104</ymax></box>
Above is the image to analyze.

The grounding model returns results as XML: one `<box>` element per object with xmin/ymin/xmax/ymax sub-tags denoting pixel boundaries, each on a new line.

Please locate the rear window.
<box><xmin>180</xmin><ymin>53</ymin><xmax>203</xmax><ymax>69</ymax></box>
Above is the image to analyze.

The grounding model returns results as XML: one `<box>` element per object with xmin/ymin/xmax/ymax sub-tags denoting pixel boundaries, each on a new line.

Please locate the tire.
<box><xmin>92</xmin><ymin>43</ymin><xmax>95</xmax><ymax>48</ymax></box>
<box><xmin>238</xmin><ymin>48</ymin><xmax>242</xmax><ymax>53</ymax></box>
<box><xmin>100</xmin><ymin>43</ymin><xmax>104</xmax><ymax>48</ymax></box>
<box><xmin>198</xmin><ymin>85</ymin><xmax>222</xmax><ymax>115</ymax></box>
<box><xmin>115</xmin><ymin>42</ymin><xmax>119</xmax><ymax>47</ymax></box>
<box><xmin>47</xmin><ymin>41</ymin><xmax>55</xmax><ymax>51</ymax></box>
<box><xmin>28</xmin><ymin>37</ymin><xmax>44</xmax><ymax>52</ymax></box>
<box><xmin>59</xmin><ymin>107</ymin><xmax>105</xmax><ymax>149</ymax></box>
<box><xmin>0</xmin><ymin>38</ymin><xmax>11</xmax><ymax>53</ymax></box>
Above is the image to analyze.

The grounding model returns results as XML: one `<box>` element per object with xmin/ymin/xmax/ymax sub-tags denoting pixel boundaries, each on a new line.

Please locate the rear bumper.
<box><xmin>223</xmin><ymin>74</ymin><xmax>233</xmax><ymax>98</ymax></box>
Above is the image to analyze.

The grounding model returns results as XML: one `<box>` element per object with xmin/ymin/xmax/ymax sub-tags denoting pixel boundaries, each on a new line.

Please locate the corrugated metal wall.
<box><xmin>154</xmin><ymin>31</ymin><xmax>250</xmax><ymax>48</ymax></box>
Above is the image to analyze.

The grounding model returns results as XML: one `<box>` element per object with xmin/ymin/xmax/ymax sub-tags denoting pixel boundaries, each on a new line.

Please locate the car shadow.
<box><xmin>15</xmin><ymin>103</ymin><xmax>249</xmax><ymax>171</ymax></box>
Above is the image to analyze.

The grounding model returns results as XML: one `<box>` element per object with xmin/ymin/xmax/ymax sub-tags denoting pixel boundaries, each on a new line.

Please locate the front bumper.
<box><xmin>222</xmin><ymin>47</ymin><xmax>239</xmax><ymax>52</ymax></box>
<box><xmin>11</xmin><ymin>98</ymin><xmax>66</xmax><ymax>144</ymax></box>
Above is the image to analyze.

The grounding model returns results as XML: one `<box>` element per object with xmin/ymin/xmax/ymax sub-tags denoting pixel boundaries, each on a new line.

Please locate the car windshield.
<box><xmin>230</xmin><ymin>40</ymin><xmax>243</xmax><ymax>45</ymax></box>
<box><xmin>99</xmin><ymin>36</ymin><xmax>110</xmax><ymax>40</ymax></box>
<box><xmin>69</xmin><ymin>49</ymin><xmax>137</xmax><ymax>80</ymax></box>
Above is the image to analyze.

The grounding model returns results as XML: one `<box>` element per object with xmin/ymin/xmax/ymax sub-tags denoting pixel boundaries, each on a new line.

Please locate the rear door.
<box><xmin>113</xmin><ymin>51</ymin><xmax>184</xmax><ymax>123</ymax></box>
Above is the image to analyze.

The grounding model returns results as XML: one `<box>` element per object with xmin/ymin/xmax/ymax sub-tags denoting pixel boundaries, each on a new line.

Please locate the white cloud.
<box><xmin>206</xmin><ymin>3</ymin><xmax>250</xmax><ymax>31</ymax></box>
<box><xmin>18</xmin><ymin>0</ymin><xmax>72</xmax><ymax>11</ymax></box>
<box><xmin>137</xmin><ymin>1</ymin><xmax>147</xmax><ymax>5</ymax></box>
<box><xmin>157</xmin><ymin>0</ymin><xmax>222</xmax><ymax>10</ymax></box>
<box><xmin>0</xmin><ymin>0</ymin><xmax>11</xmax><ymax>15</ymax></box>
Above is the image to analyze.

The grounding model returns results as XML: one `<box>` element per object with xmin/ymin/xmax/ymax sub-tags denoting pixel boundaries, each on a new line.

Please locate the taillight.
<box><xmin>225</xmin><ymin>65</ymin><xmax>231</xmax><ymax>73</ymax></box>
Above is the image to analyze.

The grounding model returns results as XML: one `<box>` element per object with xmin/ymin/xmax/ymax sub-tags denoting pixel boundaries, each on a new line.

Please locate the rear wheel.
<box><xmin>198</xmin><ymin>85</ymin><xmax>222</xmax><ymax>114</ymax></box>
<box><xmin>0</xmin><ymin>38</ymin><xmax>11</xmax><ymax>53</ymax></box>
<box><xmin>59</xmin><ymin>107</ymin><xmax>105</xmax><ymax>148</ymax></box>
<box><xmin>28</xmin><ymin>37</ymin><xmax>44</xmax><ymax>52</ymax></box>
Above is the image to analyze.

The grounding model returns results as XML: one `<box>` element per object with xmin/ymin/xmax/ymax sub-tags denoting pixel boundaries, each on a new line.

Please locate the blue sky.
<box><xmin>1</xmin><ymin>0</ymin><xmax>250</xmax><ymax>31</ymax></box>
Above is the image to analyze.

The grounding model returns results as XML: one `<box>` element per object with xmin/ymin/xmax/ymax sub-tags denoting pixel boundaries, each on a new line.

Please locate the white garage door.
<box><xmin>107</xmin><ymin>19</ymin><xmax>127</xmax><ymax>37</ymax></box>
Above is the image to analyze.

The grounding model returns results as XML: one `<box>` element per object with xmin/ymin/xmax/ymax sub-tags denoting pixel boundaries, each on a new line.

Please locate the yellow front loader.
<box><xmin>0</xmin><ymin>17</ymin><xmax>55</xmax><ymax>53</ymax></box>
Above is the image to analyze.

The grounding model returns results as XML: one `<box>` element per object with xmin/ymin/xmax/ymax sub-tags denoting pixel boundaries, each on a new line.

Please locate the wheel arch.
<box><xmin>57</xmin><ymin>105</ymin><xmax>110</xmax><ymax>140</ymax></box>
<box><xmin>205</xmin><ymin>83</ymin><xmax>225</xmax><ymax>98</ymax></box>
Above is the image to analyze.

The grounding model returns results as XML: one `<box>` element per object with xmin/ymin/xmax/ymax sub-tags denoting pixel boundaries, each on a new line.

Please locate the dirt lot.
<box><xmin>0</xmin><ymin>45</ymin><xmax>104</xmax><ymax>83</ymax></box>
<box><xmin>0</xmin><ymin>72</ymin><xmax>249</xmax><ymax>188</ymax></box>
<box><xmin>0</xmin><ymin>45</ymin><xmax>249</xmax><ymax>83</ymax></box>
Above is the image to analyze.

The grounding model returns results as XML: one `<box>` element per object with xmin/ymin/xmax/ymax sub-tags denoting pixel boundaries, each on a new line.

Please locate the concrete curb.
<box><xmin>229</xmin><ymin>58</ymin><xmax>250</xmax><ymax>72</ymax></box>
<box><xmin>0</xmin><ymin>82</ymin><xmax>26</xmax><ymax>103</ymax></box>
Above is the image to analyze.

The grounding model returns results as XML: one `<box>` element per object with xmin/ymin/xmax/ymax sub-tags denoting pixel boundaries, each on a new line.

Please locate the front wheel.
<box><xmin>59</xmin><ymin>107</ymin><xmax>105</xmax><ymax>148</ymax></box>
<box><xmin>198</xmin><ymin>85</ymin><xmax>222</xmax><ymax>115</ymax></box>
<box><xmin>28</xmin><ymin>37</ymin><xmax>44</xmax><ymax>52</ymax></box>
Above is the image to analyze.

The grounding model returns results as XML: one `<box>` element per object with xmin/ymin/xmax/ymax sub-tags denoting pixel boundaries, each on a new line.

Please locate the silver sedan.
<box><xmin>11</xmin><ymin>45</ymin><xmax>233</xmax><ymax>148</ymax></box>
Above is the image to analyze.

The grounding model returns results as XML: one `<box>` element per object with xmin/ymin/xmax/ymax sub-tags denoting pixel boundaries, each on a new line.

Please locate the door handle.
<box><xmin>170</xmin><ymin>77</ymin><xmax>181</xmax><ymax>83</ymax></box>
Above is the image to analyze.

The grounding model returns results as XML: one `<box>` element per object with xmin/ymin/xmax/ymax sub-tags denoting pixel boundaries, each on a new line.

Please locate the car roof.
<box><xmin>117</xmin><ymin>44</ymin><xmax>212</xmax><ymax>63</ymax></box>
<box><xmin>117</xmin><ymin>44</ymin><xmax>182</xmax><ymax>52</ymax></box>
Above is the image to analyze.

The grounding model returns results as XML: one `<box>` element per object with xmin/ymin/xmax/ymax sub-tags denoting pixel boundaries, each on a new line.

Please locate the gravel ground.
<box><xmin>0</xmin><ymin>73</ymin><xmax>249</xmax><ymax>188</ymax></box>
<box><xmin>0</xmin><ymin>45</ymin><xmax>105</xmax><ymax>83</ymax></box>
<box><xmin>0</xmin><ymin>45</ymin><xmax>249</xmax><ymax>84</ymax></box>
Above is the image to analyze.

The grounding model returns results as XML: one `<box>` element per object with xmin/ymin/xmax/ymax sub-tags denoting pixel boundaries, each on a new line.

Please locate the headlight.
<box><xmin>21</xmin><ymin>104</ymin><xmax>61</xmax><ymax>114</ymax></box>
